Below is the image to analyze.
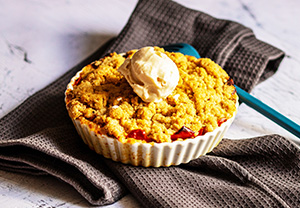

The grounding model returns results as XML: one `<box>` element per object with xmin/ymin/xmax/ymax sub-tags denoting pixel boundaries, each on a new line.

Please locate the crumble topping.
<box><xmin>65</xmin><ymin>47</ymin><xmax>237</xmax><ymax>143</ymax></box>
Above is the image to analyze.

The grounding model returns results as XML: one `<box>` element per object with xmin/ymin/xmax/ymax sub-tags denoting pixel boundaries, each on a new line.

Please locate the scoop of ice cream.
<box><xmin>118</xmin><ymin>47</ymin><xmax>179</xmax><ymax>102</ymax></box>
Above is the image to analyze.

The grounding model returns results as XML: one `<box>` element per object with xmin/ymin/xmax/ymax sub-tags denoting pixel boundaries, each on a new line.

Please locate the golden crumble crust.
<box><xmin>65</xmin><ymin>47</ymin><xmax>237</xmax><ymax>143</ymax></box>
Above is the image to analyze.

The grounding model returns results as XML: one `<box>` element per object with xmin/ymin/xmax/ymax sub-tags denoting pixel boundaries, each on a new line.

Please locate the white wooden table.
<box><xmin>1</xmin><ymin>0</ymin><xmax>299</xmax><ymax>207</ymax></box>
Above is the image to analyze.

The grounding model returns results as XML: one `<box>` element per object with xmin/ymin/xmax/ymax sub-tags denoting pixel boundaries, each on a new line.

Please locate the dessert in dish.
<box><xmin>65</xmin><ymin>46</ymin><xmax>238</xmax><ymax>167</ymax></box>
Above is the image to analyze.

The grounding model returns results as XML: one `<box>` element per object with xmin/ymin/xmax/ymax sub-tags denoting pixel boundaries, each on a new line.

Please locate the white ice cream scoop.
<box><xmin>118</xmin><ymin>46</ymin><xmax>179</xmax><ymax>102</ymax></box>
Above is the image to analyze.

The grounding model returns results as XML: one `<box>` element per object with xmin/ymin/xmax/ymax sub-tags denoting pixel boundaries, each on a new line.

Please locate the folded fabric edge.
<box><xmin>0</xmin><ymin>144</ymin><xmax>126</xmax><ymax>206</ymax></box>
<box><xmin>0</xmin><ymin>158</ymin><xmax>47</xmax><ymax>175</ymax></box>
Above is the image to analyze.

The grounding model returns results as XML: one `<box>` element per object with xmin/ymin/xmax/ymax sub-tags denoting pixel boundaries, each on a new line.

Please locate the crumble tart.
<box><xmin>65</xmin><ymin>47</ymin><xmax>238</xmax><ymax>167</ymax></box>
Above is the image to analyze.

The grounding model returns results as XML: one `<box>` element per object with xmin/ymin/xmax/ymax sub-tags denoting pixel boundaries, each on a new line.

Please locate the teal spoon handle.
<box><xmin>236</xmin><ymin>86</ymin><xmax>300</xmax><ymax>138</ymax></box>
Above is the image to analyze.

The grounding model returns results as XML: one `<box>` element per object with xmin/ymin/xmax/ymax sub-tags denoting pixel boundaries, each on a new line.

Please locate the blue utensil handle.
<box><xmin>235</xmin><ymin>85</ymin><xmax>300</xmax><ymax>138</ymax></box>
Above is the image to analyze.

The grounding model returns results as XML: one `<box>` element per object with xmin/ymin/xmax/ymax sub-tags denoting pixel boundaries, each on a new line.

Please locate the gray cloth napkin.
<box><xmin>1</xmin><ymin>0</ymin><xmax>298</xmax><ymax>207</ymax></box>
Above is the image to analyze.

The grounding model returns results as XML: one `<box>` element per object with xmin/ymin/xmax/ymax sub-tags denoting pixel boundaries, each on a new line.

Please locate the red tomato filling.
<box><xmin>198</xmin><ymin>127</ymin><xmax>207</xmax><ymax>136</ymax></box>
<box><xmin>217</xmin><ymin>118</ymin><xmax>227</xmax><ymax>126</ymax></box>
<box><xmin>127</xmin><ymin>118</ymin><xmax>228</xmax><ymax>142</ymax></box>
<box><xmin>126</xmin><ymin>129</ymin><xmax>152</xmax><ymax>142</ymax></box>
<box><xmin>171</xmin><ymin>126</ymin><xmax>196</xmax><ymax>140</ymax></box>
<box><xmin>74</xmin><ymin>77</ymin><xmax>82</xmax><ymax>86</ymax></box>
